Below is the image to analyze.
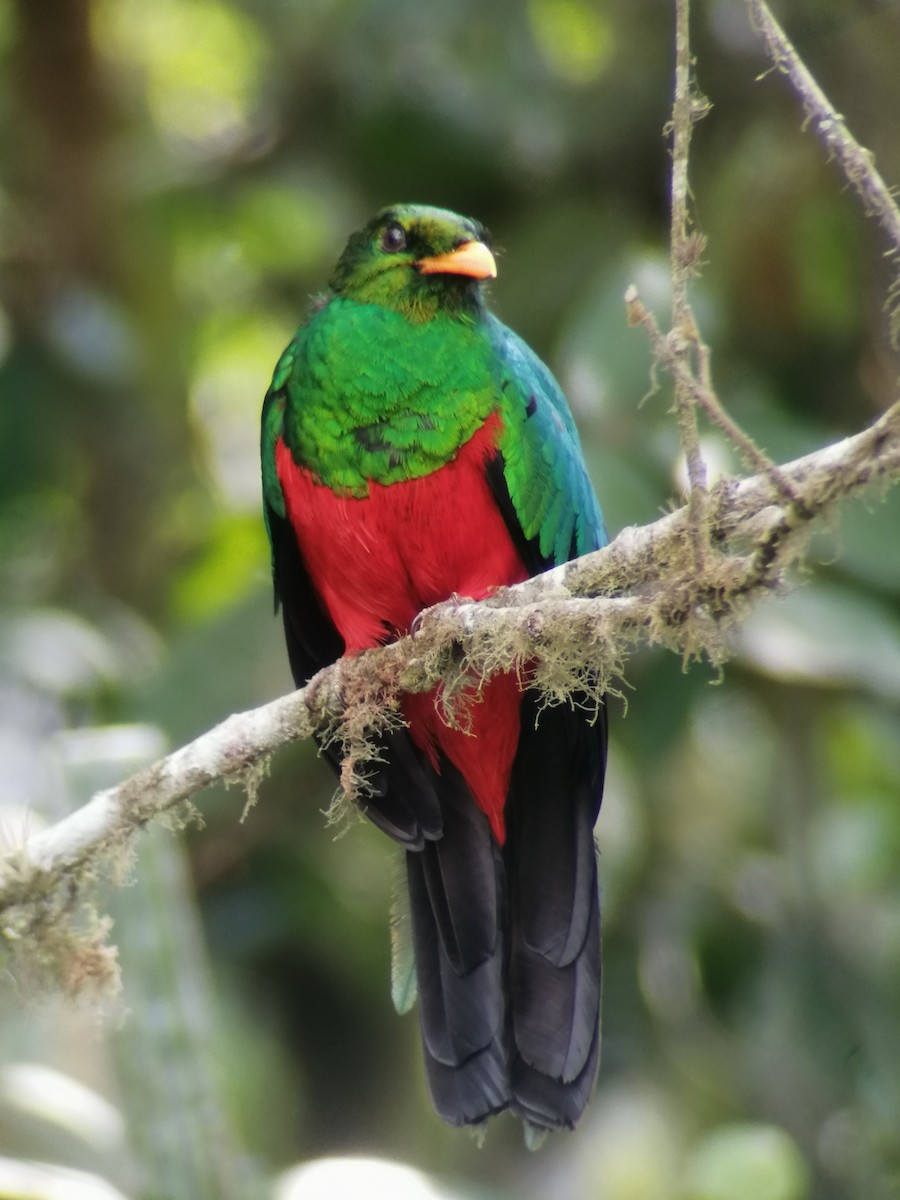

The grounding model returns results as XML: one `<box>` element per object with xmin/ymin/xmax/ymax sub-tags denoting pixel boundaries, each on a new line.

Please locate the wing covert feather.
<box><xmin>486</xmin><ymin>314</ymin><xmax>606</xmax><ymax>569</ymax></box>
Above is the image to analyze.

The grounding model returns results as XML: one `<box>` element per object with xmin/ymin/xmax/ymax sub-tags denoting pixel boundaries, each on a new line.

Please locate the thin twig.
<box><xmin>626</xmin><ymin>286</ymin><xmax>798</xmax><ymax>503</ymax></box>
<box><xmin>747</xmin><ymin>0</ymin><xmax>900</xmax><ymax>340</ymax></box>
<box><xmin>668</xmin><ymin>0</ymin><xmax>710</xmax><ymax>569</ymax></box>
<box><xmin>747</xmin><ymin>0</ymin><xmax>900</xmax><ymax>256</ymax></box>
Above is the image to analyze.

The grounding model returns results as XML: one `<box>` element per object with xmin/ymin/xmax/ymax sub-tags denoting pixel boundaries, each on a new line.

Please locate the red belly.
<box><xmin>276</xmin><ymin>415</ymin><xmax>528</xmax><ymax>842</ymax></box>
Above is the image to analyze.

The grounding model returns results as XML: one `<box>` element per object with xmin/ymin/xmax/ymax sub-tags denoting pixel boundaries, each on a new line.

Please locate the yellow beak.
<box><xmin>415</xmin><ymin>240</ymin><xmax>497</xmax><ymax>280</ymax></box>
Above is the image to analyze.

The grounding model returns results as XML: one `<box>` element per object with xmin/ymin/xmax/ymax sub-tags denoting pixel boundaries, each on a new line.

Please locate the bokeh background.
<box><xmin>1</xmin><ymin>1</ymin><xmax>900</xmax><ymax>1197</ymax></box>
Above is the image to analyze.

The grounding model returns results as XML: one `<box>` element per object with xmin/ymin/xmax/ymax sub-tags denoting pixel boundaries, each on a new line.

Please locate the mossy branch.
<box><xmin>2</xmin><ymin>400</ymin><xmax>899</xmax><ymax>926</ymax></box>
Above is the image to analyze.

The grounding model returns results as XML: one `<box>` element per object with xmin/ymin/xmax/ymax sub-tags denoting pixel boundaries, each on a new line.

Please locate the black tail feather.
<box><xmin>405</xmin><ymin>763</ymin><xmax>511</xmax><ymax>1125</ymax></box>
<box><xmin>401</xmin><ymin>695</ymin><xmax>605</xmax><ymax>1132</ymax></box>
<box><xmin>505</xmin><ymin>693</ymin><xmax>606</xmax><ymax>1127</ymax></box>
<box><xmin>510</xmin><ymin>1018</ymin><xmax>601</xmax><ymax>1131</ymax></box>
<box><xmin>509</xmin><ymin>872</ymin><xmax>600</xmax><ymax>1085</ymax></box>
<box><xmin>422</xmin><ymin>1043</ymin><xmax>511</xmax><ymax>1128</ymax></box>
<box><xmin>418</xmin><ymin>779</ymin><xmax>502</xmax><ymax>974</ymax></box>
<box><xmin>360</xmin><ymin>728</ymin><xmax>444</xmax><ymax>848</ymax></box>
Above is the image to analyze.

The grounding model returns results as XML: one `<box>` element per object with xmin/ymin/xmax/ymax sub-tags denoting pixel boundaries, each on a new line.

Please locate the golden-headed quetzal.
<box><xmin>261</xmin><ymin>204</ymin><xmax>607</xmax><ymax>1136</ymax></box>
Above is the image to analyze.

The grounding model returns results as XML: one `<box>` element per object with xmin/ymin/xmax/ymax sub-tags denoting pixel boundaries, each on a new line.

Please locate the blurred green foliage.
<box><xmin>1</xmin><ymin>0</ymin><xmax>900</xmax><ymax>1197</ymax></box>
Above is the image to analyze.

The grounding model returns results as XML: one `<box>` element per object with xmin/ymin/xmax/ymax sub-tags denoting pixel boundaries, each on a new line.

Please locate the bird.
<box><xmin>260</xmin><ymin>204</ymin><xmax>607</xmax><ymax>1138</ymax></box>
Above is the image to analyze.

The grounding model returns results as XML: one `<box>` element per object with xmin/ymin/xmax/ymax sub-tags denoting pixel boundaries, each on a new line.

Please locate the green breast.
<box><xmin>279</xmin><ymin>298</ymin><xmax>500</xmax><ymax>495</ymax></box>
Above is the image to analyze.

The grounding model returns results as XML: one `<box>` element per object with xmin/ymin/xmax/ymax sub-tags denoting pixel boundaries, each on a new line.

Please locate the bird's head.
<box><xmin>328</xmin><ymin>204</ymin><xmax>497</xmax><ymax>320</ymax></box>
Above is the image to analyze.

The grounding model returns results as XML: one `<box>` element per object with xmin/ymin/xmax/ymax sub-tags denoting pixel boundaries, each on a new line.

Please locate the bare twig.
<box><xmin>747</xmin><ymin>0</ymin><xmax>900</xmax><ymax>340</ymax></box>
<box><xmin>747</xmin><ymin>0</ymin><xmax>900</xmax><ymax>256</ymax></box>
<box><xmin>626</xmin><ymin>286</ymin><xmax>798</xmax><ymax>503</ymax></box>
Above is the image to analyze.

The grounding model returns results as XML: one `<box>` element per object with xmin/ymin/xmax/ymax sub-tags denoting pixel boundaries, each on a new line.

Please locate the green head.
<box><xmin>328</xmin><ymin>204</ymin><xmax>497</xmax><ymax>320</ymax></box>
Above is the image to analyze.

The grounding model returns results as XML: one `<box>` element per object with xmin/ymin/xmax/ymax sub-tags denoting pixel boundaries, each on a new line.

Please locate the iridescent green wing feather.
<box><xmin>486</xmin><ymin>314</ymin><xmax>606</xmax><ymax>568</ymax></box>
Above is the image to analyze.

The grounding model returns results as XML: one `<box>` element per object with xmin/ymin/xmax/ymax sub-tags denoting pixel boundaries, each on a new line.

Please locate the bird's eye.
<box><xmin>380</xmin><ymin>223</ymin><xmax>407</xmax><ymax>253</ymax></box>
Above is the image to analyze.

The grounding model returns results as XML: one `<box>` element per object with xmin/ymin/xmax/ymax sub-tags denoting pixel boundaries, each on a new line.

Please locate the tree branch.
<box><xmin>668</xmin><ymin>0</ymin><xmax>710</xmax><ymax>569</ymax></box>
<box><xmin>3</xmin><ymin>400</ymin><xmax>899</xmax><ymax>919</ymax></box>
<box><xmin>747</xmin><ymin>0</ymin><xmax>900</xmax><ymax>335</ymax></box>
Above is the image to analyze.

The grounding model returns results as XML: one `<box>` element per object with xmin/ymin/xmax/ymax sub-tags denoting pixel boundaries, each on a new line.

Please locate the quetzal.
<box><xmin>261</xmin><ymin>204</ymin><xmax>607</xmax><ymax>1136</ymax></box>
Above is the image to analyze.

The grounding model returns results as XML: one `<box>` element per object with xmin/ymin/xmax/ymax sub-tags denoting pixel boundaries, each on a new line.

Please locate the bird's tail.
<box><xmin>504</xmin><ymin>695</ymin><xmax>604</xmax><ymax>1133</ymax></box>
<box><xmin>405</xmin><ymin>762</ymin><xmax>510</xmax><ymax>1125</ymax></box>
<box><xmin>403</xmin><ymin>694</ymin><xmax>605</xmax><ymax>1134</ymax></box>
